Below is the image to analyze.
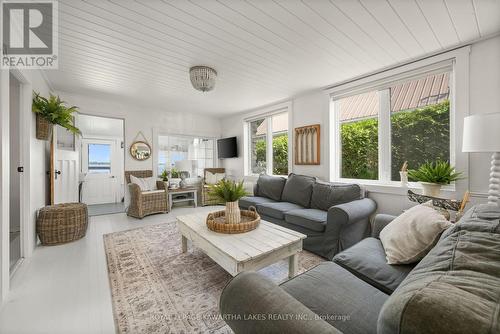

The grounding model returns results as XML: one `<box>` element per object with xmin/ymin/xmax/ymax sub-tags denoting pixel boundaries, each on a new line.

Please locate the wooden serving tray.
<box><xmin>206</xmin><ymin>206</ymin><xmax>260</xmax><ymax>234</ymax></box>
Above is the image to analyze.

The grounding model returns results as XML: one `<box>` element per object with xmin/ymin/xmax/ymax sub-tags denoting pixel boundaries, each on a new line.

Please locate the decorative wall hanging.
<box><xmin>294</xmin><ymin>124</ymin><xmax>320</xmax><ymax>165</ymax></box>
<box><xmin>130</xmin><ymin>131</ymin><xmax>151</xmax><ymax>161</ymax></box>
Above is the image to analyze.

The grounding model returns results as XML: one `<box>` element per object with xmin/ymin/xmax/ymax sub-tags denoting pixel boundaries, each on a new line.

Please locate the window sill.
<box><xmin>334</xmin><ymin>179</ymin><xmax>456</xmax><ymax>197</ymax></box>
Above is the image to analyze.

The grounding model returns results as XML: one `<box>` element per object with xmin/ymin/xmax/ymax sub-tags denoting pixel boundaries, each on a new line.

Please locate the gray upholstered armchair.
<box><xmin>125</xmin><ymin>170</ymin><xmax>169</xmax><ymax>219</ymax></box>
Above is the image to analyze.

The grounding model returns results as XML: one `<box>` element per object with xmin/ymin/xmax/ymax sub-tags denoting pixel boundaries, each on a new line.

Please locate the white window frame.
<box><xmin>327</xmin><ymin>46</ymin><xmax>470</xmax><ymax>196</ymax></box>
<box><xmin>244</xmin><ymin>102</ymin><xmax>292</xmax><ymax>177</ymax></box>
<box><xmin>152</xmin><ymin>131</ymin><xmax>217</xmax><ymax>178</ymax></box>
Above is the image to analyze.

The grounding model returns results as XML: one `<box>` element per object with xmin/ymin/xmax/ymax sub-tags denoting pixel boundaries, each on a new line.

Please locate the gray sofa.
<box><xmin>220</xmin><ymin>204</ymin><xmax>500</xmax><ymax>334</ymax></box>
<box><xmin>239</xmin><ymin>174</ymin><xmax>376</xmax><ymax>259</ymax></box>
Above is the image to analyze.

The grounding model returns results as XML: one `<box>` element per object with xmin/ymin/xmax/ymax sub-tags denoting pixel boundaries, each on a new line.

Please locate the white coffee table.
<box><xmin>176</xmin><ymin>212</ymin><xmax>306</xmax><ymax>278</ymax></box>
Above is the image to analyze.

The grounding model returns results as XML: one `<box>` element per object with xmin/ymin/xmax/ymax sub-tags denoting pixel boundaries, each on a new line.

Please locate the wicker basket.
<box><xmin>36</xmin><ymin>203</ymin><xmax>88</xmax><ymax>245</ymax></box>
<box><xmin>206</xmin><ymin>206</ymin><xmax>260</xmax><ymax>234</ymax></box>
<box><xmin>36</xmin><ymin>114</ymin><xmax>52</xmax><ymax>140</ymax></box>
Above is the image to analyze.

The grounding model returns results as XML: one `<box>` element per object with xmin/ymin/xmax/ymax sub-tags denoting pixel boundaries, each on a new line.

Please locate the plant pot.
<box><xmin>420</xmin><ymin>182</ymin><xmax>442</xmax><ymax>197</ymax></box>
<box><xmin>36</xmin><ymin>114</ymin><xmax>52</xmax><ymax>140</ymax></box>
<box><xmin>225</xmin><ymin>200</ymin><xmax>241</xmax><ymax>224</ymax></box>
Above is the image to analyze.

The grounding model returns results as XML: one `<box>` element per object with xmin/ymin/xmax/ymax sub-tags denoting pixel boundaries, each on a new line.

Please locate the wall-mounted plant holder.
<box><xmin>36</xmin><ymin>114</ymin><xmax>52</xmax><ymax>140</ymax></box>
<box><xmin>294</xmin><ymin>124</ymin><xmax>320</xmax><ymax>165</ymax></box>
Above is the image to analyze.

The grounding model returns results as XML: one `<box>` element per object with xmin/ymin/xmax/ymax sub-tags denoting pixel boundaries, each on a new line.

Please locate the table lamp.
<box><xmin>462</xmin><ymin>113</ymin><xmax>500</xmax><ymax>205</ymax></box>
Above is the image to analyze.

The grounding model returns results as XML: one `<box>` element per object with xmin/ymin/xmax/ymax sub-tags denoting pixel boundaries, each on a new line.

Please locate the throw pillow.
<box><xmin>379</xmin><ymin>202</ymin><xmax>452</xmax><ymax>264</ymax></box>
<box><xmin>215</xmin><ymin>173</ymin><xmax>225</xmax><ymax>183</ymax></box>
<box><xmin>205</xmin><ymin>172</ymin><xmax>217</xmax><ymax>185</ymax></box>
<box><xmin>130</xmin><ymin>175</ymin><xmax>157</xmax><ymax>192</ymax></box>
<box><xmin>243</xmin><ymin>181</ymin><xmax>254</xmax><ymax>196</ymax></box>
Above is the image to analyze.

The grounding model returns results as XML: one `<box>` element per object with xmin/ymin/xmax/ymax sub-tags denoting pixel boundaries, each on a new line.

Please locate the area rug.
<box><xmin>103</xmin><ymin>220</ymin><xmax>325</xmax><ymax>333</ymax></box>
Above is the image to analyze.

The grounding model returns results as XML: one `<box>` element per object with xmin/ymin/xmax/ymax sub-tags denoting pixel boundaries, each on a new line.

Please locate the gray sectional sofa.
<box><xmin>220</xmin><ymin>204</ymin><xmax>500</xmax><ymax>334</ymax></box>
<box><xmin>239</xmin><ymin>174</ymin><xmax>376</xmax><ymax>259</ymax></box>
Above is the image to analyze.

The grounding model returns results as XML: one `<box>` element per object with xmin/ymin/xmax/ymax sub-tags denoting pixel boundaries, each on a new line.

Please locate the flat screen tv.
<box><xmin>217</xmin><ymin>137</ymin><xmax>237</xmax><ymax>159</ymax></box>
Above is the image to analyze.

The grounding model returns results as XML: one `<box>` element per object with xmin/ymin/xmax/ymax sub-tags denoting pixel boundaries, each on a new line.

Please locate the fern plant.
<box><xmin>208</xmin><ymin>179</ymin><xmax>247</xmax><ymax>203</ymax></box>
<box><xmin>408</xmin><ymin>160</ymin><xmax>463</xmax><ymax>185</ymax></box>
<box><xmin>32</xmin><ymin>92</ymin><xmax>81</xmax><ymax>135</ymax></box>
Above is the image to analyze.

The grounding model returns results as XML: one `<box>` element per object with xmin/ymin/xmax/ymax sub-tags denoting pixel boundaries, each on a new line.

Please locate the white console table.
<box><xmin>168</xmin><ymin>187</ymin><xmax>197</xmax><ymax>211</ymax></box>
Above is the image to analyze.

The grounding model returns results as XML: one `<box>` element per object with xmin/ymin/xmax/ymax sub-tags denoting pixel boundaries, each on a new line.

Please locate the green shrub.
<box><xmin>254</xmin><ymin>134</ymin><xmax>288</xmax><ymax>175</ymax></box>
<box><xmin>340</xmin><ymin>100</ymin><xmax>450</xmax><ymax>180</ymax></box>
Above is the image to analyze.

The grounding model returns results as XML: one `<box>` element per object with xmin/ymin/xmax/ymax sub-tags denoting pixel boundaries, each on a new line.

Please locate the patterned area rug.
<box><xmin>103</xmin><ymin>220</ymin><xmax>325</xmax><ymax>333</ymax></box>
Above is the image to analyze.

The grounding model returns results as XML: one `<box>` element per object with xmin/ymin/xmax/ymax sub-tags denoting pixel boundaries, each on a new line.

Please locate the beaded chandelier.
<box><xmin>189</xmin><ymin>66</ymin><xmax>217</xmax><ymax>92</ymax></box>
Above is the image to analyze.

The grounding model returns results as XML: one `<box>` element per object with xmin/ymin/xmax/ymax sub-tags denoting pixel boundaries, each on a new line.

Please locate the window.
<box><xmin>390</xmin><ymin>73</ymin><xmax>450</xmax><ymax>181</ymax></box>
<box><xmin>88</xmin><ymin>143</ymin><xmax>111</xmax><ymax>174</ymax></box>
<box><xmin>338</xmin><ymin>90</ymin><xmax>379</xmax><ymax>180</ymax></box>
<box><xmin>157</xmin><ymin>135</ymin><xmax>215</xmax><ymax>177</ymax></box>
<box><xmin>334</xmin><ymin>70</ymin><xmax>451</xmax><ymax>184</ymax></box>
<box><xmin>247</xmin><ymin>111</ymin><xmax>289</xmax><ymax>176</ymax></box>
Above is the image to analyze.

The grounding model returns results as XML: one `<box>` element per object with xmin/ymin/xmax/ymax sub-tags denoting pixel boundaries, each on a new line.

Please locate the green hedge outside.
<box><xmin>254</xmin><ymin>134</ymin><xmax>288</xmax><ymax>175</ymax></box>
<box><xmin>340</xmin><ymin>100</ymin><xmax>450</xmax><ymax>180</ymax></box>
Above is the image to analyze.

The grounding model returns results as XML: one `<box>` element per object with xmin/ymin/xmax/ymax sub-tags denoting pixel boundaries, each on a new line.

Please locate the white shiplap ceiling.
<box><xmin>45</xmin><ymin>0</ymin><xmax>500</xmax><ymax>116</ymax></box>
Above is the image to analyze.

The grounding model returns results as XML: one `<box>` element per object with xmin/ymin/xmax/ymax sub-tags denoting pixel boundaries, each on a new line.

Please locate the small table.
<box><xmin>168</xmin><ymin>187</ymin><xmax>197</xmax><ymax>211</ymax></box>
<box><xmin>176</xmin><ymin>213</ymin><xmax>306</xmax><ymax>278</ymax></box>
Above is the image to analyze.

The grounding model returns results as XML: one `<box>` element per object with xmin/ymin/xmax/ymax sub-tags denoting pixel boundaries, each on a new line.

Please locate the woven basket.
<box><xmin>36</xmin><ymin>203</ymin><xmax>88</xmax><ymax>245</ymax></box>
<box><xmin>36</xmin><ymin>114</ymin><xmax>52</xmax><ymax>140</ymax></box>
<box><xmin>206</xmin><ymin>206</ymin><xmax>260</xmax><ymax>234</ymax></box>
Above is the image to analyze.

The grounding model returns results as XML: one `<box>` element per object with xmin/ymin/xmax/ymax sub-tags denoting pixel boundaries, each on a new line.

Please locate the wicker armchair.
<box><xmin>125</xmin><ymin>170</ymin><xmax>169</xmax><ymax>219</ymax></box>
<box><xmin>202</xmin><ymin>168</ymin><xmax>226</xmax><ymax>206</ymax></box>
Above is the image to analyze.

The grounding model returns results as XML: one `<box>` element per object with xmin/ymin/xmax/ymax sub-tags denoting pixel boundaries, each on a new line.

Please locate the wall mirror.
<box><xmin>130</xmin><ymin>141</ymin><xmax>151</xmax><ymax>161</ymax></box>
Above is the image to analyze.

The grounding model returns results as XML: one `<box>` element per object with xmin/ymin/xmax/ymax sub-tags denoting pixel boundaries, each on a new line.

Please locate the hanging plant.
<box><xmin>32</xmin><ymin>92</ymin><xmax>81</xmax><ymax>140</ymax></box>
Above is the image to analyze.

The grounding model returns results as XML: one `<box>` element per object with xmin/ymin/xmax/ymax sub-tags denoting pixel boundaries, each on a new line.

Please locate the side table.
<box><xmin>168</xmin><ymin>187</ymin><xmax>198</xmax><ymax>211</ymax></box>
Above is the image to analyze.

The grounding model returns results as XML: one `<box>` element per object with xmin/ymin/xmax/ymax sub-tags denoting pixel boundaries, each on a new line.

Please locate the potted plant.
<box><xmin>168</xmin><ymin>168</ymin><xmax>181</xmax><ymax>188</ymax></box>
<box><xmin>408</xmin><ymin>160</ymin><xmax>463</xmax><ymax>197</ymax></box>
<box><xmin>32</xmin><ymin>92</ymin><xmax>81</xmax><ymax>140</ymax></box>
<box><xmin>208</xmin><ymin>179</ymin><xmax>247</xmax><ymax>224</ymax></box>
<box><xmin>160</xmin><ymin>170</ymin><xmax>169</xmax><ymax>182</ymax></box>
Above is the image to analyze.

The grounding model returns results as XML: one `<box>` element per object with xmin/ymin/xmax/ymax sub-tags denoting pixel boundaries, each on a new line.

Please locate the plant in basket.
<box><xmin>208</xmin><ymin>179</ymin><xmax>247</xmax><ymax>224</ymax></box>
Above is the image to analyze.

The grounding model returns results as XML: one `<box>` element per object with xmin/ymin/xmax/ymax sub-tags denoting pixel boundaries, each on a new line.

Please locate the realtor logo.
<box><xmin>1</xmin><ymin>0</ymin><xmax>58</xmax><ymax>69</ymax></box>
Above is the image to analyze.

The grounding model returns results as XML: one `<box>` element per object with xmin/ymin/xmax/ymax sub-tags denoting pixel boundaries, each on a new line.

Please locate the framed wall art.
<box><xmin>294</xmin><ymin>124</ymin><xmax>320</xmax><ymax>165</ymax></box>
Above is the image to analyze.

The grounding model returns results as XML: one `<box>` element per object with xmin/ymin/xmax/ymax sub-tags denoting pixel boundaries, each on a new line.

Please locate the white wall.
<box><xmin>221</xmin><ymin>36</ymin><xmax>500</xmax><ymax>215</ymax></box>
<box><xmin>55</xmin><ymin>92</ymin><xmax>222</xmax><ymax>173</ymax></box>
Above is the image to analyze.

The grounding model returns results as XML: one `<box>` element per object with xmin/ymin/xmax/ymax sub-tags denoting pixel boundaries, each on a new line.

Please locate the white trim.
<box><xmin>378</xmin><ymin>89</ymin><xmax>391</xmax><ymax>182</ymax></box>
<box><xmin>325</xmin><ymin>46</ymin><xmax>470</xmax><ymax>96</ymax></box>
<box><xmin>242</xmin><ymin>101</ymin><xmax>292</xmax><ymax>122</ymax></box>
<box><xmin>0</xmin><ymin>68</ymin><xmax>9</xmax><ymax>304</ymax></box>
<box><xmin>329</xmin><ymin>47</ymin><xmax>470</xmax><ymax>197</ymax></box>
<box><xmin>10</xmin><ymin>69</ymin><xmax>33</xmax><ymax>260</ymax></box>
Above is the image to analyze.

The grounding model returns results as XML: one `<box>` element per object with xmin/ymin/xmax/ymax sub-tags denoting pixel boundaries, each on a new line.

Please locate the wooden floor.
<box><xmin>0</xmin><ymin>205</ymin><xmax>220</xmax><ymax>334</ymax></box>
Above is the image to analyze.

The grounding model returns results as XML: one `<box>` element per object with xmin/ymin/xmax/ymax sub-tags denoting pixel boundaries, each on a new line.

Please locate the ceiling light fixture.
<box><xmin>189</xmin><ymin>66</ymin><xmax>217</xmax><ymax>92</ymax></box>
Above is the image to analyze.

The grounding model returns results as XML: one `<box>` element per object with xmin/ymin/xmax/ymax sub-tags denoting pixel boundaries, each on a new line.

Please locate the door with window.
<box><xmin>81</xmin><ymin>139</ymin><xmax>118</xmax><ymax>205</ymax></box>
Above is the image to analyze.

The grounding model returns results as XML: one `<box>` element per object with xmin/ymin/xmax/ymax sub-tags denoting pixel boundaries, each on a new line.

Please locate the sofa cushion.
<box><xmin>256</xmin><ymin>175</ymin><xmax>286</xmax><ymax>201</ymax></box>
<box><xmin>311</xmin><ymin>182</ymin><xmax>361</xmax><ymax>211</ymax></box>
<box><xmin>281</xmin><ymin>173</ymin><xmax>316</xmax><ymax>207</ymax></box>
<box><xmin>284</xmin><ymin>209</ymin><xmax>327</xmax><ymax>232</ymax></box>
<box><xmin>239</xmin><ymin>196</ymin><xmax>276</xmax><ymax>210</ymax></box>
<box><xmin>333</xmin><ymin>237</ymin><xmax>415</xmax><ymax>294</ymax></box>
<box><xmin>256</xmin><ymin>202</ymin><xmax>304</xmax><ymax>220</ymax></box>
<box><xmin>378</xmin><ymin>204</ymin><xmax>500</xmax><ymax>334</ymax></box>
<box><xmin>282</xmin><ymin>262</ymin><xmax>388</xmax><ymax>334</ymax></box>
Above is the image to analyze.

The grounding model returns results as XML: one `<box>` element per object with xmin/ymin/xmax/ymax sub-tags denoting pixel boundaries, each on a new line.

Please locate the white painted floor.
<box><xmin>0</xmin><ymin>205</ymin><xmax>220</xmax><ymax>334</ymax></box>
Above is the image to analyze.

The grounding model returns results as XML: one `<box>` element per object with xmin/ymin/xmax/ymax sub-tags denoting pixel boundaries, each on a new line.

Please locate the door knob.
<box><xmin>55</xmin><ymin>170</ymin><xmax>61</xmax><ymax>179</ymax></box>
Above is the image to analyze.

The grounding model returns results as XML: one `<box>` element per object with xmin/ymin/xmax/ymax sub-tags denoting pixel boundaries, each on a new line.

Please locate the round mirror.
<box><xmin>130</xmin><ymin>141</ymin><xmax>151</xmax><ymax>161</ymax></box>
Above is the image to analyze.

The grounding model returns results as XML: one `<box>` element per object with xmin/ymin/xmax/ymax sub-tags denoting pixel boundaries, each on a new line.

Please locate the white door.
<box><xmin>54</xmin><ymin>149</ymin><xmax>79</xmax><ymax>204</ymax></box>
<box><xmin>81</xmin><ymin>139</ymin><xmax>118</xmax><ymax>205</ymax></box>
